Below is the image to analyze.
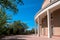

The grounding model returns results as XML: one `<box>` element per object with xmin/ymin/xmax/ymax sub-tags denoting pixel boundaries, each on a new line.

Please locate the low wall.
<box><xmin>42</xmin><ymin>27</ymin><xmax>60</xmax><ymax>36</ymax></box>
<box><xmin>53</xmin><ymin>27</ymin><xmax>60</xmax><ymax>35</ymax></box>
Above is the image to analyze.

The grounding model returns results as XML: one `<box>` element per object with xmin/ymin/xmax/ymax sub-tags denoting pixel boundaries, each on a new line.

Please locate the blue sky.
<box><xmin>7</xmin><ymin>0</ymin><xmax>44</xmax><ymax>30</ymax></box>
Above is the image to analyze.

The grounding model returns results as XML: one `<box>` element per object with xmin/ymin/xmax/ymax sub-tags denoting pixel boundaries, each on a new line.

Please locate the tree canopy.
<box><xmin>0</xmin><ymin>0</ymin><xmax>24</xmax><ymax>13</ymax></box>
<box><xmin>0</xmin><ymin>8</ymin><xmax>7</xmax><ymax>27</ymax></box>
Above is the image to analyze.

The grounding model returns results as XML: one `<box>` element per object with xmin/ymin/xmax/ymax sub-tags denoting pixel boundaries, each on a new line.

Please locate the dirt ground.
<box><xmin>1</xmin><ymin>35</ymin><xmax>60</xmax><ymax>40</ymax></box>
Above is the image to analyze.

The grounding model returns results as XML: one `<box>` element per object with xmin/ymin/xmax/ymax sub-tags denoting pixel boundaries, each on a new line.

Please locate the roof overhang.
<box><xmin>35</xmin><ymin>1</ymin><xmax>60</xmax><ymax>20</ymax></box>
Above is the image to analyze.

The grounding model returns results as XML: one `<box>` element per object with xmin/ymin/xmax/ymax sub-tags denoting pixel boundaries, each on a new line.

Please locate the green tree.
<box><xmin>12</xmin><ymin>21</ymin><xmax>28</xmax><ymax>34</ymax></box>
<box><xmin>5</xmin><ymin>20</ymin><xmax>29</xmax><ymax>35</ymax></box>
<box><xmin>0</xmin><ymin>9</ymin><xmax>7</xmax><ymax>27</ymax></box>
<box><xmin>31</xmin><ymin>28</ymin><xmax>35</xmax><ymax>34</ymax></box>
<box><xmin>0</xmin><ymin>8</ymin><xmax>12</xmax><ymax>35</ymax></box>
<box><xmin>0</xmin><ymin>0</ymin><xmax>24</xmax><ymax>13</ymax></box>
<box><xmin>0</xmin><ymin>8</ymin><xmax>7</xmax><ymax>35</ymax></box>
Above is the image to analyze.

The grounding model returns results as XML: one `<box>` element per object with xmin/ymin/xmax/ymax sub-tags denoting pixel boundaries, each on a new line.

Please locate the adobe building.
<box><xmin>34</xmin><ymin>0</ymin><xmax>60</xmax><ymax>38</ymax></box>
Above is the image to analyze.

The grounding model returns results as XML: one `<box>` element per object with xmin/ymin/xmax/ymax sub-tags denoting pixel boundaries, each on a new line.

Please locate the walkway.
<box><xmin>1</xmin><ymin>35</ymin><xmax>60</xmax><ymax>40</ymax></box>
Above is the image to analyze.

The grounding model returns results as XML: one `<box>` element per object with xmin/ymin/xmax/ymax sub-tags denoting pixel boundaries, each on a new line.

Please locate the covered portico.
<box><xmin>35</xmin><ymin>1</ymin><xmax>60</xmax><ymax>38</ymax></box>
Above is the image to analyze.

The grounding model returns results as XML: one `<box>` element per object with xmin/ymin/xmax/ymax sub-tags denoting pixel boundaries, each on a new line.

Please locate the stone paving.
<box><xmin>1</xmin><ymin>35</ymin><xmax>60</xmax><ymax>40</ymax></box>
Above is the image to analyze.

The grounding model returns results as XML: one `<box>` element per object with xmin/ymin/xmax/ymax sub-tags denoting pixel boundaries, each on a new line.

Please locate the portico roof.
<box><xmin>35</xmin><ymin>0</ymin><xmax>60</xmax><ymax>20</ymax></box>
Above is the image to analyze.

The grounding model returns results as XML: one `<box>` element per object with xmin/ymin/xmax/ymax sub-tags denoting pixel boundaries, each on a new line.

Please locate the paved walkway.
<box><xmin>1</xmin><ymin>35</ymin><xmax>60</xmax><ymax>40</ymax></box>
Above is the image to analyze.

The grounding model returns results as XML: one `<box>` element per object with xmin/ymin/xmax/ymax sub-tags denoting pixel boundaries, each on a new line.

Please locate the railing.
<box><xmin>35</xmin><ymin>0</ymin><xmax>60</xmax><ymax>18</ymax></box>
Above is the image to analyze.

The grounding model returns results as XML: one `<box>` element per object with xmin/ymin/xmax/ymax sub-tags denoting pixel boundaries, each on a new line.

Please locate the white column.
<box><xmin>35</xmin><ymin>21</ymin><xmax>37</xmax><ymax>35</ymax></box>
<box><xmin>47</xmin><ymin>10</ymin><xmax>52</xmax><ymax>38</ymax></box>
<box><xmin>38</xmin><ymin>17</ymin><xmax>40</xmax><ymax>36</ymax></box>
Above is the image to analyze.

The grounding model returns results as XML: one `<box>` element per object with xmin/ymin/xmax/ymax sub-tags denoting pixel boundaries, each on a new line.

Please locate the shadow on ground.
<box><xmin>0</xmin><ymin>35</ymin><xmax>26</xmax><ymax>40</ymax></box>
<box><xmin>0</xmin><ymin>39</ymin><xmax>26</xmax><ymax>40</ymax></box>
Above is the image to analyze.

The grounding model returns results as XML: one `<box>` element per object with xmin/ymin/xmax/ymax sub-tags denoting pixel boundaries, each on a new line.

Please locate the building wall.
<box><xmin>42</xmin><ymin>9</ymin><xmax>60</xmax><ymax>36</ymax></box>
<box><xmin>42</xmin><ymin>0</ymin><xmax>50</xmax><ymax>8</ymax></box>
<box><xmin>52</xmin><ymin>9</ymin><xmax>60</xmax><ymax>36</ymax></box>
<box><xmin>52</xmin><ymin>9</ymin><xmax>60</xmax><ymax>27</ymax></box>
